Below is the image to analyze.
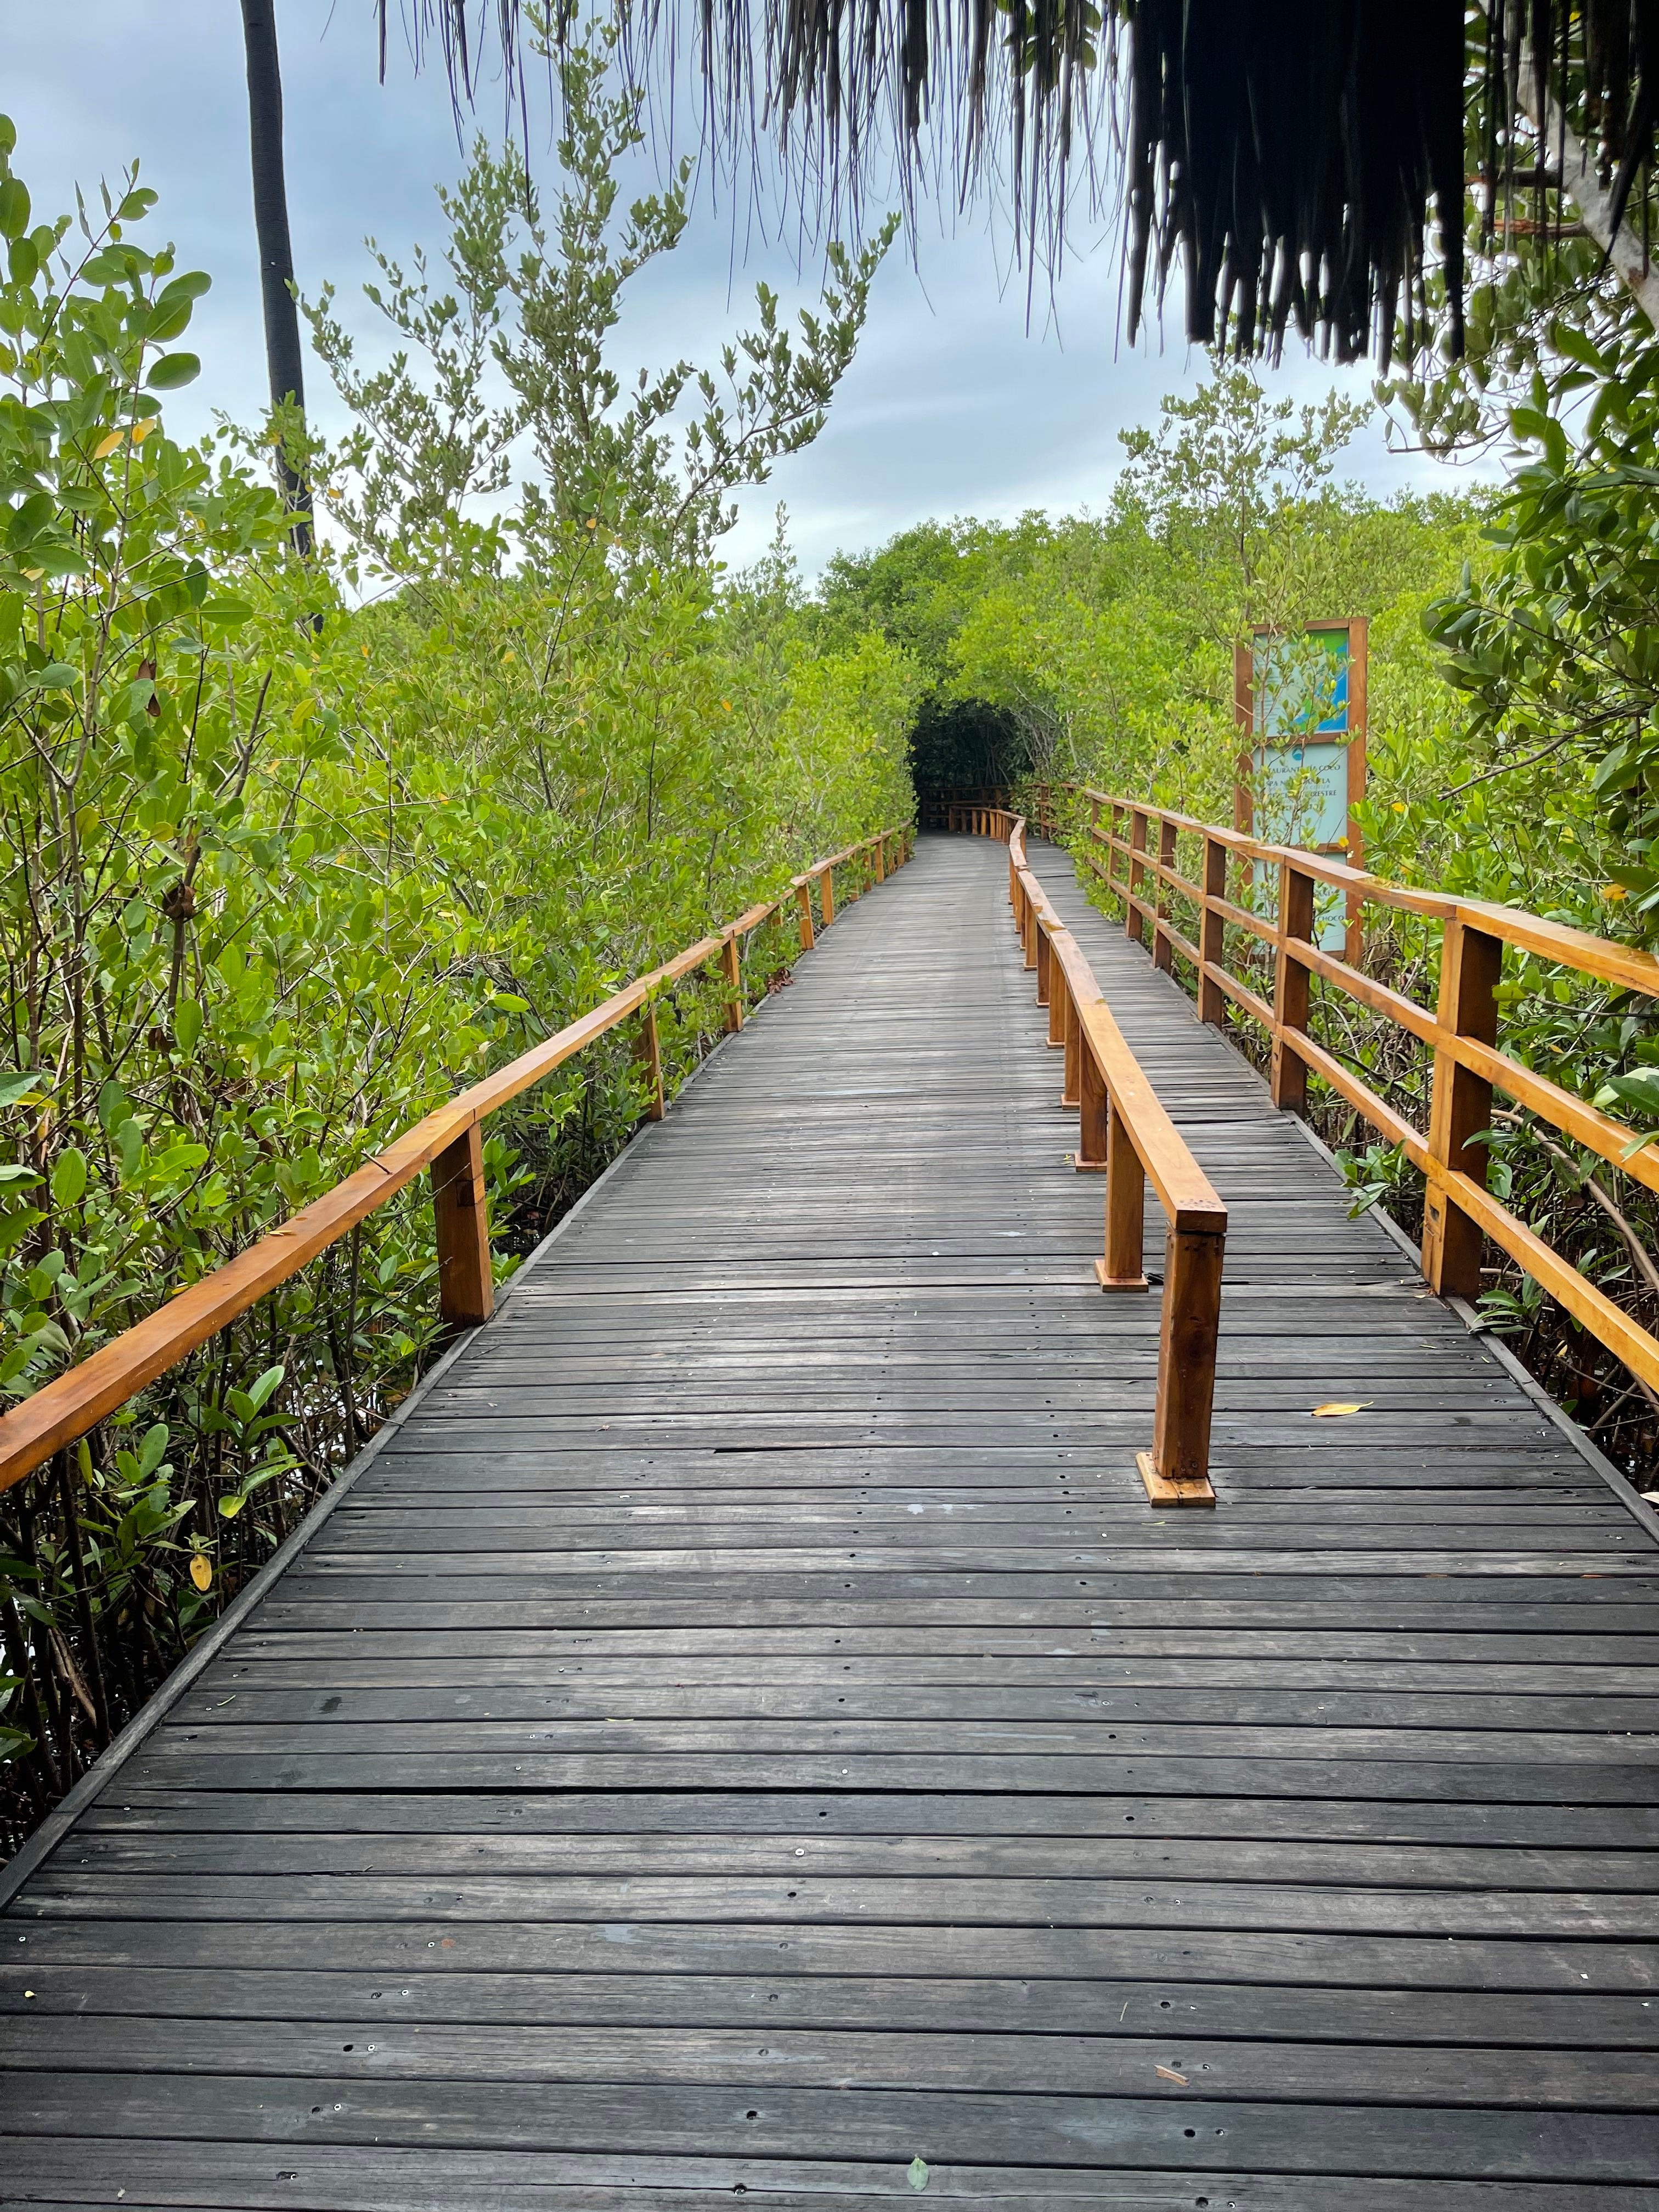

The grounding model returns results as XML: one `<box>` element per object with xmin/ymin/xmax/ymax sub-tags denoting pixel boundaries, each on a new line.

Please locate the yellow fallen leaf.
<box><xmin>189</xmin><ymin>1554</ymin><xmax>212</xmax><ymax>1592</ymax></box>
<box><xmin>1312</xmin><ymin>1401</ymin><xmax>1372</xmax><ymax>1418</ymax></box>
<box><xmin>93</xmin><ymin>427</ymin><xmax>127</xmax><ymax>459</ymax></box>
<box><xmin>1155</xmin><ymin>2065</ymin><xmax>1189</xmax><ymax>2084</ymax></box>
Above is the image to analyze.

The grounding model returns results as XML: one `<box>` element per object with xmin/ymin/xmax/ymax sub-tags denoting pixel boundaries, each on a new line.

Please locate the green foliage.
<box><xmin>301</xmin><ymin>16</ymin><xmax>896</xmax><ymax>584</ymax></box>
<box><xmin>822</xmin><ymin>371</ymin><xmax>1486</xmax><ymax>825</ymax></box>
<box><xmin>0</xmin><ymin>98</ymin><xmax>910</xmax><ymax>1851</ymax></box>
<box><xmin>1426</xmin><ymin>328</ymin><xmax>1659</xmax><ymax>939</ymax></box>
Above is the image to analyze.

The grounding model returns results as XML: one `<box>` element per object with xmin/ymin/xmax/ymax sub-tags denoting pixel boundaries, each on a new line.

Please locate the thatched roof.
<box><xmin>382</xmin><ymin>1</ymin><xmax>1657</xmax><ymax>365</ymax></box>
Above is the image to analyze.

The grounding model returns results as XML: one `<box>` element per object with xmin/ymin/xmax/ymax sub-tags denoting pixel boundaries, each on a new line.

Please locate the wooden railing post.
<box><xmin>874</xmin><ymin>836</ymin><xmax>887</xmax><ymax>882</ymax></box>
<box><xmin>1060</xmin><ymin>978</ymin><xmax>1081</xmax><ymax>1107</ymax></box>
<box><xmin>634</xmin><ymin>1001</ymin><xmax>665</xmax><ymax>1121</ymax></box>
<box><xmin>1034</xmin><ymin>915</ymin><xmax>1052</xmax><ymax>1009</ymax></box>
<box><xmin>1142</xmin><ymin>1222</ymin><xmax>1223</xmax><ymax>1506</ymax></box>
<box><xmin>1102</xmin><ymin>803</ymin><xmax>1119</xmax><ymax>898</ymax></box>
<box><xmin>433</xmin><ymin>1120</ymin><xmax>493</xmax><ymax>1329</ymax></box>
<box><xmin>1152</xmin><ymin>817</ymin><xmax>1177</xmax><ymax>973</ymax></box>
<box><xmin>795</xmin><ymin>881</ymin><xmax>816</xmax><ymax>952</ymax></box>
<box><xmin>1047</xmin><ymin>952</ymin><xmax>1067</xmax><ymax>1050</ymax></box>
<box><xmin>721</xmin><ymin>934</ymin><xmax>744</xmax><ymax>1032</ymax></box>
<box><xmin>1098</xmin><ymin>1104</ymin><xmax>1149</xmax><ymax>1290</ymax></box>
<box><xmin>1198</xmin><ymin>835</ymin><xmax>1227</xmax><ymax>1027</ymax></box>
<box><xmin>1023</xmin><ymin>885</ymin><xmax>1039</xmax><ymax>972</ymax></box>
<box><xmin>1127</xmin><ymin>810</ymin><xmax>1148</xmax><ymax>945</ymax></box>
<box><xmin>1423</xmin><ymin>915</ymin><xmax>1502</xmax><ymax>1299</ymax></box>
<box><xmin>1271</xmin><ymin>860</ymin><xmax>1316</xmax><ymax>1112</ymax></box>
<box><xmin>1076</xmin><ymin>1034</ymin><xmax>1108</xmax><ymax>1170</ymax></box>
<box><xmin>820</xmin><ymin>866</ymin><xmax>836</xmax><ymax>929</ymax></box>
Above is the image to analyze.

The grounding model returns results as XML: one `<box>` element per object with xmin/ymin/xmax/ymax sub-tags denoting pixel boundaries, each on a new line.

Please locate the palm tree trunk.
<box><xmin>239</xmin><ymin>0</ymin><xmax>314</xmax><ymax>552</ymax></box>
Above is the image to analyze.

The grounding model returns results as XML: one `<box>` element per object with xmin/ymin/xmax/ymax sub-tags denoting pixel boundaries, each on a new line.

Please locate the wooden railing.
<box><xmin>919</xmin><ymin>786</ymin><xmax>1012</xmax><ymax>834</ymax></box>
<box><xmin>0</xmin><ymin>825</ymin><xmax>913</xmax><ymax>1497</ymax></box>
<box><xmin>962</xmin><ymin>806</ymin><xmax>1227</xmax><ymax>1506</ymax></box>
<box><xmin>1033</xmin><ymin>781</ymin><xmax>1659</xmax><ymax>1403</ymax></box>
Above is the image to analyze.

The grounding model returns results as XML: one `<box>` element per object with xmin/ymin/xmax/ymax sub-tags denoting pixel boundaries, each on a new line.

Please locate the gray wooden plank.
<box><xmin>9</xmin><ymin>832</ymin><xmax>1659</xmax><ymax>2204</ymax></box>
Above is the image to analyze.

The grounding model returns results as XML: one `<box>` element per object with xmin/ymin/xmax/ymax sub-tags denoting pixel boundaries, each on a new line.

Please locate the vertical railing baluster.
<box><xmin>1423</xmin><ymin>916</ymin><xmax>1502</xmax><ymax>1299</ymax></box>
<box><xmin>1144</xmin><ymin>1221</ymin><xmax>1224</xmax><ymax>1503</ymax></box>
<box><xmin>433</xmin><ymin>1121</ymin><xmax>494</xmax><ymax>1329</ymax></box>
<box><xmin>1271</xmin><ymin>859</ymin><xmax>1316</xmax><ymax>1113</ymax></box>
<box><xmin>1076</xmin><ymin>1031</ymin><xmax>1108</xmax><ymax>1171</ymax></box>
<box><xmin>1098</xmin><ymin>1105</ymin><xmax>1148</xmax><ymax>1290</ymax></box>
<box><xmin>635</xmin><ymin>1001</ymin><xmax>665</xmax><ymax>1121</ymax></box>
<box><xmin>1152</xmin><ymin>816</ymin><xmax>1177</xmax><ymax>973</ymax></box>
<box><xmin>722</xmin><ymin>934</ymin><xmax>744</xmax><ymax>1032</ymax></box>
<box><xmin>1198</xmin><ymin>835</ymin><xmax>1227</xmax><ymax>1026</ymax></box>
<box><xmin>1127</xmin><ymin>809</ymin><xmax>1148</xmax><ymax>946</ymax></box>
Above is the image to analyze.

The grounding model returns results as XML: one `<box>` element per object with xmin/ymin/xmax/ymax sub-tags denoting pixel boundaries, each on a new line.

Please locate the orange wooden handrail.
<box><xmin>1030</xmin><ymin>780</ymin><xmax>1659</xmax><ymax>1403</ymax></box>
<box><xmin>0</xmin><ymin>823</ymin><xmax>916</xmax><ymax>1497</ymax></box>
<box><xmin>964</xmin><ymin>805</ymin><xmax>1226</xmax><ymax>1506</ymax></box>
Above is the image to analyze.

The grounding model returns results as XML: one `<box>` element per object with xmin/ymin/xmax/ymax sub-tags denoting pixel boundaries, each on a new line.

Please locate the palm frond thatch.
<box><xmin>375</xmin><ymin>1</ymin><xmax>1659</xmax><ymax>365</ymax></box>
<box><xmin>376</xmin><ymin>0</ymin><xmax>531</xmax><ymax>128</ymax></box>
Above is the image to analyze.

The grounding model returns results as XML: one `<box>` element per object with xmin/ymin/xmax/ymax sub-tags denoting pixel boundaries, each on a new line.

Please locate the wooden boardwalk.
<box><xmin>5</xmin><ymin>831</ymin><xmax>1659</xmax><ymax>2209</ymax></box>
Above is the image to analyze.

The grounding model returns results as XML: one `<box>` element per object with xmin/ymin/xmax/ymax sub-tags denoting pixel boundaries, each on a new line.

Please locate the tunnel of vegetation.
<box><xmin>908</xmin><ymin>697</ymin><xmax>1030</xmax><ymax>826</ymax></box>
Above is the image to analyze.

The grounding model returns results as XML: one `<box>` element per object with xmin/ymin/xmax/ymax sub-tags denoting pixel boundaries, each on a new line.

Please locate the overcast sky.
<box><xmin>10</xmin><ymin>3</ymin><xmax>1499</xmax><ymax>575</ymax></box>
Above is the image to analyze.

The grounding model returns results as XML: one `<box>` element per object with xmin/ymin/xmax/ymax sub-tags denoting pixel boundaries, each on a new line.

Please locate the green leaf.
<box><xmin>144</xmin><ymin>351</ymin><xmax>200</xmax><ymax>392</ymax></box>
<box><xmin>156</xmin><ymin>270</ymin><xmax>211</xmax><ymax>307</ymax></box>
<box><xmin>114</xmin><ymin>1119</ymin><xmax>143</xmax><ymax>1180</ymax></box>
<box><xmin>50</xmin><ymin>1148</ymin><xmax>87</xmax><ymax>1207</ymax></box>
<box><xmin>31</xmin><ymin>544</ymin><xmax>89</xmax><ymax>580</ymax></box>
<box><xmin>0</xmin><ymin>1165</ymin><xmax>39</xmax><ymax>1188</ymax></box>
<box><xmin>0</xmin><ymin>1071</ymin><xmax>42</xmax><ymax>1111</ymax></box>
<box><xmin>199</xmin><ymin>596</ymin><xmax>252</xmax><ymax>627</ymax></box>
<box><xmin>1596</xmin><ymin>1069</ymin><xmax>1659</xmax><ymax>1122</ymax></box>
<box><xmin>245</xmin><ymin>1364</ymin><xmax>284</xmax><ymax>1413</ymax></box>
<box><xmin>907</xmin><ymin>2158</ymin><xmax>929</xmax><ymax>2192</ymax></box>
<box><xmin>173</xmin><ymin>999</ymin><xmax>203</xmax><ymax>1054</ymax></box>
<box><xmin>0</xmin><ymin>177</ymin><xmax>30</xmax><ymax>240</ymax></box>
<box><xmin>8</xmin><ymin>490</ymin><xmax>53</xmax><ymax>546</ymax></box>
<box><xmin>217</xmin><ymin>1493</ymin><xmax>246</xmax><ymax>1519</ymax></box>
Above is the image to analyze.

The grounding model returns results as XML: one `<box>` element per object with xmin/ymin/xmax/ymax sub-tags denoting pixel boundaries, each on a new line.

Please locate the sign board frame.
<box><xmin>1233</xmin><ymin>617</ymin><xmax>1368</xmax><ymax>962</ymax></box>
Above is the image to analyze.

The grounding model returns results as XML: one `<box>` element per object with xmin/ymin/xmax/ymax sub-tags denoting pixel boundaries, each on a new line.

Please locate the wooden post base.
<box><xmin>1094</xmin><ymin>1259</ymin><xmax>1149</xmax><ymax>1291</ymax></box>
<box><xmin>1072</xmin><ymin>1157</ymin><xmax>1108</xmax><ymax>1173</ymax></box>
<box><xmin>1137</xmin><ymin>1449</ymin><xmax>1216</xmax><ymax>1508</ymax></box>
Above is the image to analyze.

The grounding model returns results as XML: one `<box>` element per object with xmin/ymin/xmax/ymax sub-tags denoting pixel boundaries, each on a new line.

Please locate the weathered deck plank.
<box><xmin>4</xmin><ymin>832</ymin><xmax>1658</xmax><ymax>2207</ymax></box>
